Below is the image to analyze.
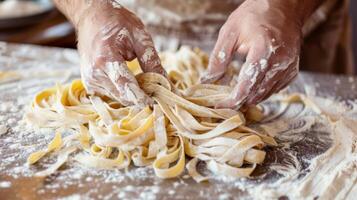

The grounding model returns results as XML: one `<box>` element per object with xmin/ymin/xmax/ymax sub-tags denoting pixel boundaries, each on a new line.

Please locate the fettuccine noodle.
<box><xmin>25</xmin><ymin>47</ymin><xmax>277</xmax><ymax>182</ymax></box>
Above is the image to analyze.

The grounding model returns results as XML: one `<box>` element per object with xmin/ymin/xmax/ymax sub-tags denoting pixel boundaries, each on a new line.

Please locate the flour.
<box><xmin>244</xmin><ymin>63</ymin><xmax>257</xmax><ymax>77</ymax></box>
<box><xmin>348</xmin><ymin>76</ymin><xmax>354</xmax><ymax>83</ymax></box>
<box><xmin>269</xmin><ymin>44</ymin><xmax>279</xmax><ymax>54</ymax></box>
<box><xmin>0</xmin><ymin>181</ymin><xmax>11</xmax><ymax>188</ymax></box>
<box><xmin>122</xmin><ymin>0</ymin><xmax>242</xmax><ymax>34</ymax></box>
<box><xmin>119</xmin><ymin>0</ymin><xmax>243</xmax><ymax>51</ymax></box>
<box><xmin>0</xmin><ymin>42</ymin><xmax>7</xmax><ymax>53</ymax></box>
<box><xmin>1</xmin><ymin>43</ymin><xmax>357</xmax><ymax>199</ymax></box>
<box><xmin>0</xmin><ymin>125</ymin><xmax>7</xmax><ymax>136</ymax></box>
<box><xmin>0</xmin><ymin>102</ymin><xmax>12</xmax><ymax>112</ymax></box>
<box><xmin>111</xmin><ymin>0</ymin><xmax>122</xmax><ymax>9</ymax></box>
<box><xmin>116</xmin><ymin>28</ymin><xmax>130</xmax><ymax>43</ymax></box>
<box><xmin>218</xmin><ymin>51</ymin><xmax>226</xmax><ymax>63</ymax></box>
<box><xmin>259</xmin><ymin>59</ymin><xmax>267</xmax><ymax>69</ymax></box>
<box><xmin>141</xmin><ymin>48</ymin><xmax>155</xmax><ymax>63</ymax></box>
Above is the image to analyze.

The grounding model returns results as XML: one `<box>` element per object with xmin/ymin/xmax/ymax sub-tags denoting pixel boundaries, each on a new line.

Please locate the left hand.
<box><xmin>76</xmin><ymin>3</ymin><xmax>165</xmax><ymax>106</ymax></box>
<box><xmin>201</xmin><ymin>0</ymin><xmax>304</xmax><ymax>109</ymax></box>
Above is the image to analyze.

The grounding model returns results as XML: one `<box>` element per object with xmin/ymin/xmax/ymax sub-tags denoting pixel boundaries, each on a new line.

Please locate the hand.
<box><xmin>57</xmin><ymin>1</ymin><xmax>166</xmax><ymax>106</ymax></box>
<box><xmin>201</xmin><ymin>0</ymin><xmax>306</xmax><ymax>109</ymax></box>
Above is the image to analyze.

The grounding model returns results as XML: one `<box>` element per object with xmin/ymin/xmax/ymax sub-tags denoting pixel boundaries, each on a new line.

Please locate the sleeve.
<box><xmin>302</xmin><ymin>0</ymin><xmax>342</xmax><ymax>37</ymax></box>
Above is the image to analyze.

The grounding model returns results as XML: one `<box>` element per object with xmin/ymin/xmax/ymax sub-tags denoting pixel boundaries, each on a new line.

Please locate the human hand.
<box><xmin>201</xmin><ymin>0</ymin><xmax>306</xmax><ymax>109</ymax></box>
<box><xmin>67</xmin><ymin>1</ymin><xmax>166</xmax><ymax>106</ymax></box>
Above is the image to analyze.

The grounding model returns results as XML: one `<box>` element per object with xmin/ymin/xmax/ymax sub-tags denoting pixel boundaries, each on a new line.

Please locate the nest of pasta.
<box><xmin>25</xmin><ymin>47</ymin><xmax>277</xmax><ymax>182</ymax></box>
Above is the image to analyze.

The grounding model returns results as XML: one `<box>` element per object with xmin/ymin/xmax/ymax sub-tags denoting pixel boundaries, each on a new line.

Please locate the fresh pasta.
<box><xmin>25</xmin><ymin>47</ymin><xmax>277</xmax><ymax>182</ymax></box>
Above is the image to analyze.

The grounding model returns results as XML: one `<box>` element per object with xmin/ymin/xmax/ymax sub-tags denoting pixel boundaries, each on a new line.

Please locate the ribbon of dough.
<box><xmin>25</xmin><ymin>47</ymin><xmax>277</xmax><ymax>181</ymax></box>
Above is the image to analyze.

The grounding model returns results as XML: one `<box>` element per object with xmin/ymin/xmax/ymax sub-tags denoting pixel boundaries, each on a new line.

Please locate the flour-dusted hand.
<box><xmin>54</xmin><ymin>0</ymin><xmax>166</xmax><ymax>106</ymax></box>
<box><xmin>201</xmin><ymin>0</ymin><xmax>322</xmax><ymax>109</ymax></box>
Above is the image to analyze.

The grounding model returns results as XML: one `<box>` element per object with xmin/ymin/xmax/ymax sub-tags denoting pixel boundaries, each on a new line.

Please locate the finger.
<box><xmin>113</xmin><ymin>27</ymin><xmax>136</xmax><ymax>61</ymax></box>
<box><xmin>103</xmin><ymin>58</ymin><xmax>154</xmax><ymax>106</ymax></box>
<box><xmin>249</xmin><ymin>69</ymin><xmax>296</xmax><ymax>106</ymax></box>
<box><xmin>216</xmin><ymin>72</ymin><xmax>233</xmax><ymax>86</ymax></box>
<box><xmin>214</xmin><ymin>70</ymin><xmax>252</xmax><ymax>109</ymax></box>
<box><xmin>265</xmin><ymin>65</ymin><xmax>299</xmax><ymax>98</ymax></box>
<box><xmin>244</xmin><ymin>72</ymin><xmax>283</xmax><ymax>106</ymax></box>
<box><xmin>132</xmin><ymin>27</ymin><xmax>167</xmax><ymax>76</ymax></box>
<box><xmin>85</xmin><ymin>80</ymin><xmax>124</xmax><ymax>104</ymax></box>
<box><xmin>81</xmin><ymin>64</ymin><xmax>129</xmax><ymax>105</ymax></box>
<box><xmin>91</xmin><ymin>38</ymin><xmax>155</xmax><ymax>107</ymax></box>
<box><xmin>91</xmin><ymin>23</ymin><xmax>137</xmax><ymax>64</ymax></box>
<box><xmin>244</xmin><ymin>52</ymin><xmax>299</xmax><ymax>106</ymax></box>
<box><xmin>225</xmin><ymin>43</ymin><xmax>274</xmax><ymax>108</ymax></box>
<box><xmin>215</xmin><ymin>35</ymin><xmax>275</xmax><ymax>109</ymax></box>
<box><xmin>200</xmin><ymin>25</ymin><xmax>238</xmax><ymax>84</ymax></box>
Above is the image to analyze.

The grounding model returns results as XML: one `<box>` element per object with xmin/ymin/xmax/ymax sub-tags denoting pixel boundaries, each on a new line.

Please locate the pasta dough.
<box><xmin>25</xmin><ymin>47</ymin><xmax>276</xmax><ymax>181</ymax></box>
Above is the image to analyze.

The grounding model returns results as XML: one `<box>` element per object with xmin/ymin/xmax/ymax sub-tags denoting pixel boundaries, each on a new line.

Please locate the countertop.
<box><xmin>0</xmin><ymin>42</ymin><xmax>356</xmax><ymax>200</ymax></box>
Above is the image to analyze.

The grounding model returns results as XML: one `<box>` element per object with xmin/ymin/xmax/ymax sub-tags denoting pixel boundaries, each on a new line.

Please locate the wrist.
<box><xmin>53</xmin><ymin>0</ymin><xmax>92</xmax><ymax>28</ymax></box>
<box><xmin>76</xmin><ymin>1</ymin><xmax>127</xmax><ymax>52</ymax></box>
<box><xmin>54</xmin><ymin>0</ymin><xmax>121</xmax><ymax>28</ymax></box>
<box><xmin>265</xmin><ymin>0</ymin><xmax>324</xmax><ymax>26</ymax></box>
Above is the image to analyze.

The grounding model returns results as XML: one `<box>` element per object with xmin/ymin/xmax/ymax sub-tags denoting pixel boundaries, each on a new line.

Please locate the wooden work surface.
<box><xmin>0</xmin><ymin>43</ymin><xmax>356</xmax><ymax>200</ymax></box>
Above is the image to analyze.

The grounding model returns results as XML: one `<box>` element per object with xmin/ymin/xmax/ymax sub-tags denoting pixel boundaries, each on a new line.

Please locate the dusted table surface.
<box><xmin>0</xmin><ymin>42</ymin><xmax>356</xmax><ymax>200</ymax></box>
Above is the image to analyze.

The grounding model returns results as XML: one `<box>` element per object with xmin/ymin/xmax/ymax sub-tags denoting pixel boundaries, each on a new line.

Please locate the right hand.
<box><xmin>201</xmin><ymin>0</ymin><xmax>303</xmax><ymax>109</ymax></box>
<box><xmin>76</xmin><ymin>2</ymin><xmax>166</xmax><ymax>106</ymax></box>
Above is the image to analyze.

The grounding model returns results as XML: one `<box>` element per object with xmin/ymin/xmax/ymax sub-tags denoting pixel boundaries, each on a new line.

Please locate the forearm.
<box><xmin>53</xmin><ymin>0</ymin><xmax>91</xmax><ymax>27</ymax></box>
<box><xmin>263</xmin><ymin>0</ymin><xmax>326</xmax><ymax>26</ymax></box>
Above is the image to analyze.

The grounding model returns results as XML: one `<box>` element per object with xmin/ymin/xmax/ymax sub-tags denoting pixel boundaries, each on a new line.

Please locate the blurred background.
<box><xmin>0</xmin><ymin>0</ymin><xmax>74</xmax><ymax>47</ymax></box>
<box><xmin>0</xmin><ymin>0</ymin><xmax>356</xmax><ymax>74</ymax></box>
<box><xmin>351</xmin><ymin>0</ymin><xmax>357</xmax><ymax>72</ymax></box>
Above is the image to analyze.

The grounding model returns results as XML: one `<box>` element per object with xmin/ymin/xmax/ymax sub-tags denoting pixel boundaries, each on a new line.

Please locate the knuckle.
<box><xmin>116</xmin><ymin>43</ymin><xmax>135</xmax><ymax>60</ymax></box>
<box><xmin>132</xmin><ymin>28</ymin><xmax>153</xmax><ymax>47</ymax></box>
<box><xmin>115</xmin><ymin>28</ymin><xmax>131</xmax><ymax>44</ymax></box>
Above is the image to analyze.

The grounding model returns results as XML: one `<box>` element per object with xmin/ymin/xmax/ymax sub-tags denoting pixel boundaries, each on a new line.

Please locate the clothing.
<box><xmin>301</xmin><ymin>0</ymin><xmax>354</xmax><ymax>74</ymax></box>
<box><xmin>124</xmin><ymin>0</ymin><xmax>354</xmax><ymax>74</ymax></box>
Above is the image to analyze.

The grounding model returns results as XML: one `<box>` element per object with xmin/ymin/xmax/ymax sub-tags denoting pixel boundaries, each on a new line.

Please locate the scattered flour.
<box><xmin>0</xmin><ymin>181</ymin><xmax>11</xmax><ymax>188</ymax></box>
<box><xmin>0</xmin><ymin>43</ymin><xmax>357</xmax><ymax>199</ymax></box>
<box><xmin>0</xmin><ymin>124</ymin><xmax>8</xmax><ymax>136</ymax></box>
<box><xmin>218</xmin><ymin>51</ymin><xmax>226</xmax><ymax>63</ymax></box>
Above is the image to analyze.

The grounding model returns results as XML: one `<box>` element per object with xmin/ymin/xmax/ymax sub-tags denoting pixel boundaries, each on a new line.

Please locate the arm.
<box><xmin>53</xmin><ymin>0</ymin><xmax>166</xmax><ymax>106</ymax></box>
<box><xmin>202</xmin><ymin>0</ymin><xmax>326</xmax><ymax>109</ymax></box>
<box><xmin>52</xmin><ymin>0</ymin><xmax>89</xmax><ymax>27</ymax></box>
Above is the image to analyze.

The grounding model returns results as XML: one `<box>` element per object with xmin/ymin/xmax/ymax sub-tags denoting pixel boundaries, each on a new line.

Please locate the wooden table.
<box><xmin>0</xmin><ymin>43</ymin><xmax>356</xmax><ymax>200</ymax></box>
